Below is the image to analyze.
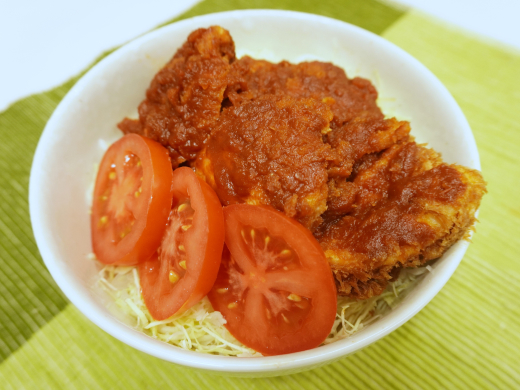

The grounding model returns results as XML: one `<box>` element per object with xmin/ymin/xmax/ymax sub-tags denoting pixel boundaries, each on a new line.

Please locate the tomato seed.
<box><xmin>179</xmin><ymin>260</ymin><xmax>187</xmax><ymax>270</ymax></box>
<box><xmin>287</xmin><ymin>293</ymin><xmax>302</xmax><ymax>302</ymax></box>
<box><xmin>281</xmin><ymin>313</ymin><xmax>290</xmax><ymax>324</ymax></box>
<box><xmin>108</xmin><ymin>172</ymin><xmax>116</xmax><ymax>180</ymax></box>
<box><xmin>216</xmin><ymin>288</ymin><xmax>228</xmax><ymax>294</ymax></box>
<box><xmin>169</xmin><ymin>270</ymin><xmax>180</xmax><ymax>284</ymax></box>
<box><xmin>228</xmin><ymin>302</ymin><xmax>238</xmax><ymax>309</ymax></box>
<box><xmin>181</xmin><ymin>225</ymin><xmax>192</xmax><ymax>231</ymax></box>
<box><xmin>250</xmin><ymin>229</ymin><xmax>256</xmax><ymax>239</ymax></box>
<box><xmin>280</xmin><ymin>249</ymin><xmax>291</xmax><ymax>258</ymax></box>
<box><xmin>177</xmin><ymin>203</ymin><xmax>188</xmax><ymax>212</ymax></box>
<box><xmin>178</xmin><ymin>244</ymin><xmax>185</xmax><ymax>252</ymax></box>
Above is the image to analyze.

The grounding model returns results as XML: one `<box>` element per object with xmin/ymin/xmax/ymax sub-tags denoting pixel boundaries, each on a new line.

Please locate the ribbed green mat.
<box><xmin>1</xmin><ymin>0</ymin><xmax>519</xmax><ymax>388</ymax></box>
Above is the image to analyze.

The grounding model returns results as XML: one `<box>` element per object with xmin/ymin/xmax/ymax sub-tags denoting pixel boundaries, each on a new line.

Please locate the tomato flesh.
<box><xmin>208</xmin><ymin>205</ymin><xmax>337</xmax><ymax>356</ymax></box>
<box><xmin>139</xmin><ymin>167</ymin><xmax>225</xmax><ymax>320</ymax></box>
<box><xmin>91</xmin><ymin>134</ymin><xmax>174</xmax><ymax>265</ymax></box>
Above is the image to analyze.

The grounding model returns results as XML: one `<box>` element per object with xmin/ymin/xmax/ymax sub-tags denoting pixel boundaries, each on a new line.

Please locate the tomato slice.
<box><xmin>91</xmin><ymin>134</ymin><xmax>174</xmax><ymax>265</ymax></box>
<box><xmin>139</xmin><ymin>167</ymin><xmax>225</xmax><ymax>320</ymax></box>
<box><xmin>208</xmin><ymin>205</ymin><xmax>337</xmax><ymax>356</ymax></box>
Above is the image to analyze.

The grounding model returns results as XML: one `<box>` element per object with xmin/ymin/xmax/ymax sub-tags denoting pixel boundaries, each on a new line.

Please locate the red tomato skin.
<box><xmin>139</xmin><ymin>167</ymin><xmax>225</xmax><ymax>320</ymax></box>
<box><xmin>208</xmin><ymin>204</ymin><xmax>337</xmax><ymax>356</ymax></box>
<box><xmin>91</xmin><ymin>134</ymin><xmax>174</xmax><ymax>265</ymax></box>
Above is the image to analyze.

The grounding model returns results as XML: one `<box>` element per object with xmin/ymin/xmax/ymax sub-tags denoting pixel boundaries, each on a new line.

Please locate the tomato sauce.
<box><xmin>118</xmin><ymin>26</ymin><xmax>235</xmax><ymax>167</ymax></box>
<box><xmin>197</xmin><ymin>95</ymin><xmax>333</xmax><ymax>231</ymax></box>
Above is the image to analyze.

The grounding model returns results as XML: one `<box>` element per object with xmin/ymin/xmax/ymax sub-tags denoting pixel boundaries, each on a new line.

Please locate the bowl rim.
<box><xmin>29</xmin><ymin>9</ymin><xmax>479</xmax><ymax>374</ymax></box>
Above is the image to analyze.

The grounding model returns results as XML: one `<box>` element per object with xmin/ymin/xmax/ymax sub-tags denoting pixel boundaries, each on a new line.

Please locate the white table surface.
<box><xmin>1</xmin><ymin>0</ymin><xmax>519</xmax><ymax>111</ymax></box>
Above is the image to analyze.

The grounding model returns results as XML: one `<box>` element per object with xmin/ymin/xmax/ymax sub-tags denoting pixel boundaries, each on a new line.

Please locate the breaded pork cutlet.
<box><xmin>225</xmin><ymin>56</ymin><xmax>411</xmax><ymax>180</ymax></box>
<box><xmin>116</xmin><ymin>25</ymin><xmax>487</xmax><ymax>301</ymax></box>
<box><xmin>118</xmin><ymin>26</ymin><xmax>235</xmax><ymax>167</ymax></box>
<box><xmin>316</xmin><ymin>140</ymin><xmax>486</xmax><ymax>299</ymax></box>
<box><xmin>225</xmin><ymin>56</ymin><xmax>383</xmax><ymax>127</ymax></box>
<box><xmin>195</xmin><ymin>95</ymin><xmax>333</xmax><ymax>231</ymax></box>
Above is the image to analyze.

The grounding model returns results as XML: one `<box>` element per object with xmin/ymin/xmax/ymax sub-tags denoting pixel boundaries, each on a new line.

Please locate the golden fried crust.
<box><xmin>118</xmin><ymin>26</ymin><xmax>235</xmax><ymax>167</ymax></box>
<box><xmin>316</xmin><ymin>141</ymin><xmax>486</xmax><ymax>299</ymax></box>
<box><xmin>195</xmin><ymin>95</ymin><xmax>333</xmax><ymax>231</ymax></box>
<box><xmin>413</xmin><ymin>165</ymin><xmax>487</xmax><ymax>262</ymax></box>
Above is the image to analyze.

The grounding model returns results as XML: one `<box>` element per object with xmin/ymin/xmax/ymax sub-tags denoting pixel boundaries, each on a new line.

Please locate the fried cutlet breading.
<box><xmin>316</xmin><ymin>140</ymin><xmax>486</xmax><ymax>299</ymax></box>
<box><xmin>324</xmin><ymin>137</ymin><xmax>434</xmax><ymax>220</ymax></box>
<box><xmin>195</xmin><ymin>95</ymin><xmax>333</xmax><ymax>231</ymax></box>
<box><xmin>118</xmin><ymin>26</ymin><xmax>236</xmax><ymax>167</ymax></box>
<box><xmin>326</xmin><ymin>117</ymin><xmax>411</xmax><ymax>178</ymax></box>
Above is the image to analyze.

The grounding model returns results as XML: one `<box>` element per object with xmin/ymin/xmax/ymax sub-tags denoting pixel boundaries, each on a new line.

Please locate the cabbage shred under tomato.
<box><xmin>94</xmin><ymin>260</ymin><xmax>429</xmax><ymax>356</ymax></box>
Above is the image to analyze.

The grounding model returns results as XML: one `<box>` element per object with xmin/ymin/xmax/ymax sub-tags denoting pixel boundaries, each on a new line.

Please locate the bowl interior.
<box><xmin>29</xmin><ymin>10</ymin><xmax>479</xmax><ymax>376</ymax></box>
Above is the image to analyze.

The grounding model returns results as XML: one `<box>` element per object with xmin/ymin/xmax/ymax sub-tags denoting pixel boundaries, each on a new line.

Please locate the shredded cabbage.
<box><xmin>325</xmin><ymin>267</ymin><xmax>429</xmax><ymax>344</ymax></box>
<box><xmin>97</xmin><ymin>265</ymin><xmax>260</xmax><ymax>356</ymax></box>
<box><xmin>95</xmin><ymin>261</ymin><xmax>429</xmax><ymax>356</ymax></box>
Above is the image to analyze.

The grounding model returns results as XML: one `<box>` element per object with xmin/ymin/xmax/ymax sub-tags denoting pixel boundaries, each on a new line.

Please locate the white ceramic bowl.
<box><xmin>29</xmin><ymin>10</ymin><xmax>480</xmax><ymax>377</ymax></box>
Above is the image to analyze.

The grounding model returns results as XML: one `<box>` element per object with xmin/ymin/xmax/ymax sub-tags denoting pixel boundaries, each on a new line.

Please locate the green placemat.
<box><xmin>1</xmin><ymin>0</ymin><xmax>519</xmax><ymax>388</ymax></box>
